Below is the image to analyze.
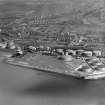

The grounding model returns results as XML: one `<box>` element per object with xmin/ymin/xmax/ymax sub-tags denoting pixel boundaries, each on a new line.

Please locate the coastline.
<box><xmin>5</xmin><ymin>56</ymin><xmax>105</xmax><ymax>80</ymax></box>
<box><xmin>4</xmin><ymin>54</ymin><xmax>87</xmax><ymax>79</ymax></box>
<box><xmin>4</xmin><ymin>57</ymin><xmax>78</xmax><ymax>76</ymax></box>
<box><xmin>1</xmin><ymin>48</ymin><xmax>105</xmax><ymax>80</ymax></box>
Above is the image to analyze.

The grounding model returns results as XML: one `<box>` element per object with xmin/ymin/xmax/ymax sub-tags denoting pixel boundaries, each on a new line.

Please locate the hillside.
<box><xmin>0</xmin><ymin>0</ymin><xmax>105</xmax><ymax>49</ymax></box>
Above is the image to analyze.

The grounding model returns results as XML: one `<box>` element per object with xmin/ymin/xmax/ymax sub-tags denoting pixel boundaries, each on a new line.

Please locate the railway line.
<box><xmin>75</xmin><ymin>56</ymin><xmax>105</xmax><ymax>79</ymax></box>
<box><xmin>83</xmin><ymin>57</ymin><xmax>105</xmax><ymax>71</ymax></box>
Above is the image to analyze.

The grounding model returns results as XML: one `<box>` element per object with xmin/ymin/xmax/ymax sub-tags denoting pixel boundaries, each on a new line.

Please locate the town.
<box><xmin>1</xmin><ymin>1</ymin><xmax>105</xmax><ymax>79</ymax></box>
<box><xmin>1</xmin><ymin>26</ymin><xmax>105</xmax><ymax>79</ymax></box>
<box><xmin>0</xmin><ymin>29</ymin><xmax>104</xmax><ymax>60</ymax></box>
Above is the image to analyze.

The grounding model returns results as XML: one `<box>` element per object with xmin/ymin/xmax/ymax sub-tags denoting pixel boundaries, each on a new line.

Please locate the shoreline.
<box><xmin>4</xmin><ymin>56</ymin><xmax>105</xmax><ymax>80</ymax></box>
<box><xmin>1</xmin><ymin>49</ymin><xmax>105</xmax><ymax>80</ymax></box>
<box><xmin>4</xmin><ymin>56</ymin><xmax>83</xmax><ymax>79</ymax></box>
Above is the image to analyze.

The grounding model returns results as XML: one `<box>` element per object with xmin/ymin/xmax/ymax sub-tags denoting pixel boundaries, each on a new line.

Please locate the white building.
<box><xmin>16</xmin><ymin>46</ymin><xmax>23</xmax><ymax>55</ymax></box>
<box><xmin>29</xmin><ymin>46</ymin><xmax>36</xmax><ymax>51</ymax></box>
<box><xmin>0</xmin><ymin>43</ymin><xmax>7</xmax><ymax>49</ymax></box>
<box><xmin>8</xmin><ymin>40</ymin><xmax>16</xmax><ymax>49</ymax></box>
<box><xmin>82</xmin><ymin>51</ymin><xmax>93</xmax><ymax>57</ymax></box>
<box><xmin>93</xmin><ymin>50</ymin><xmax>102</xmax><ymax>57</ymax></box>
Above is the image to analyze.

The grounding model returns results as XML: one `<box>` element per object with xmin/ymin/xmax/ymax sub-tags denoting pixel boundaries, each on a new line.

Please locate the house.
<box><xmin>0</xmin><ymin>42</ymin><xmax>7</xmax><ymax>49</ymax></box>
<box><xmin>16</xmin><ymin>46</ymin><xmax>23</xmax><ymax>55</ymax></box>
<box><xmin>93</xmin><ymin>50</ymin><xmax>102</xmax><ymax>57</ymax></box>
<box><xmin>82</xmin><ymin>51</ymin><xmax>93</xmax><ymax>57</ymax></box>
<box><xmin>67</xmin><ymin>49</ymin><xmax>76</xmax><ymax>56</ymax></box>
<box><xmin>8</xmin><ymin>40</ymin><xmax>16</xmax><ymax>49</ymax></box>
<box><xmin>56</xmin><ymin>49</ymin><xmax>64</xmax><ymax>55</ymax></box>
<box><xmin>29</xmin><ymin>46</ymin><xmax>36</xmax><ymax>51</ymax></box>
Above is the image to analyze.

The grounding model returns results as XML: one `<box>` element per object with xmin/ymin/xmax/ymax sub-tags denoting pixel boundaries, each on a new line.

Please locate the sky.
<box><xmin>0</xmin><ymin>0</ymin><xmax>82</xmax><ymax>7</ymax></box>
<box><xmin>0</xmin><ymin>0</ymin><xmax>72</xmax><ymax>5</ymax></box>
<box><xmin>0</xmin><ymin>0</ymin><xmax>100</xmax><ymax>4</ymax></box>
<box><xmin>0</xmin><ymin>0</ymin><xmax>104</xmax><ymax>13</ymax></box>
<box><xmin>0</xmin><ymin>0</ymin><xmax>93</xmax><ymax>6</ymax></box>
<box><xmin>0</xmin><ymin>0</ymin><xmax>103</xmax><ymax>6</ymax></box>
<box><xmin>0</xmin><ymin>0</ymin><xmax>91</xmax><ymax>3</ymax></box>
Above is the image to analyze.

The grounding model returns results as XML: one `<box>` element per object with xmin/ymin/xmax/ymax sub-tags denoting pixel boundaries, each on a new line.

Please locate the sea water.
<box><xmin>0</xmin><ymin>51</ymin><xmax>105</xmax><ymax>105</ymax></box>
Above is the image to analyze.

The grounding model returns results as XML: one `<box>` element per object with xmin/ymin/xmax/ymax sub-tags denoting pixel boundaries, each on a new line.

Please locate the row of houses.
<box><xmin>26</xmin><ymin>43</ymin><xmax>103</xmax><ymax>58</ymax></box>
<box><xmin>54</xmin><ymin>48</ymin><xmax>103</xmax><ymax>58</ymax></box>
<box><xmin>0</xmin><ymin>38</ymin><xmax>103</xmax><ymax>60</ymax></box>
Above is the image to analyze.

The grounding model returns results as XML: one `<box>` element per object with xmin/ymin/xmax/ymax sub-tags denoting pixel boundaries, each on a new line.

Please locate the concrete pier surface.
<box><xmin>0</xmin><ymin>51</ymin><xmax>105</xmax><ymax>105</ymax></box>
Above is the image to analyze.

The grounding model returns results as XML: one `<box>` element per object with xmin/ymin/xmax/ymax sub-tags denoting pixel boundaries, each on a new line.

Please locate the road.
<box><xmin>0</xmin><ymin>51</ymin><xmax>105</xmax><ymax>105</ymax></box>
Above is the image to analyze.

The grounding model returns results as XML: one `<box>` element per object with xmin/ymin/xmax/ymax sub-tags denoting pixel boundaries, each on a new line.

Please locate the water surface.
<box><xmin>0</xmin><ymin>52</ymin><xmax>105</xmax><ymax>105</ymax></box>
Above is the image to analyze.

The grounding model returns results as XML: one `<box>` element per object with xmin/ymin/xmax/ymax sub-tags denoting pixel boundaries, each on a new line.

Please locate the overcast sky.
<box><xmin>0</xmin><ymin>0</ymin><xmax>88</xmax><ymax>3</ymax></box>
<box><xmin>0</xmin><ymin>0</ymin><xmax>102</xmax><ymax>5</ymax></box>
<box><xmin>0</xmin><ymin>0</ymin><xmax>93</xmax><ymax>6</ymax></box>
<box><xmin>0</xmin><ymin>0</ymin><xmax>103</xmax><ymax>10</ymax></box>
<box><xmin>0</xmin><ymin>0</ymin><xmax>71</xmax><ymax>5</ymax></box>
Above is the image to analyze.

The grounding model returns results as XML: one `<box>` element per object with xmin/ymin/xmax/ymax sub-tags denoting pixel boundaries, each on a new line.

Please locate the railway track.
<box><xmin>76</xmin><ymin>56</ymin><xmax>105</xmax><ymax>73</ymax></box>
<box><xmin>84</xmin><ymin>57</ymin><xmax>105</xmax><ymax>71</ymax></box>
